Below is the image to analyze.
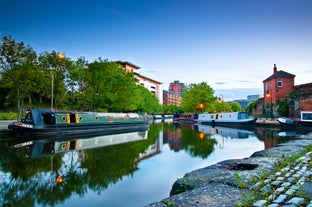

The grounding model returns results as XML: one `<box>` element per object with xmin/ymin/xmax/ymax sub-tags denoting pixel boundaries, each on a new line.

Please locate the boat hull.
<box><xmin>8</xmin><ymin>109</ymin><xmax>149</xmax><ymax>137</ymax></box>
<box><xmin>9</xmin><ymin>121</ymin><xmax>149</xmax><ymax>137</ymax></box>
<box><xmin>199</xmin><ymin>118</ymin><xmax>257</xmax><ymax>127</ymax></box>
<box><xmin>277</xmin><ymin>117</ymin><xmax>312</xmax><ymax>127</ymax></box>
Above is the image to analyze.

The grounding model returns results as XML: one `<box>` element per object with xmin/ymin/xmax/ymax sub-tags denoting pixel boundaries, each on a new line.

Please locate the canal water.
<box><xmin>0</xmin><ymin>120</ymin><xmax>310</xmax><ymax>207</ymax></box>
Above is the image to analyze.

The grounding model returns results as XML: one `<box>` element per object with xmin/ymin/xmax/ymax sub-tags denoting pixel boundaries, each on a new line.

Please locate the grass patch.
<box><xmin>0</xmin><ymin>111</ymin><xmax>17</xmax><ymax>120</ymax></box>
<box><xmin>236</xmin><ymin>144</ymin><xmax>312</xmax><ymax>206</ymax></box>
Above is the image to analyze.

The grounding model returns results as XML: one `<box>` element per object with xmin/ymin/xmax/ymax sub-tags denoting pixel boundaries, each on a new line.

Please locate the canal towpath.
<box><xmin>146</xmin><ymin>132</ymin><xmax>312</xmax><ymax>207</ymax></box>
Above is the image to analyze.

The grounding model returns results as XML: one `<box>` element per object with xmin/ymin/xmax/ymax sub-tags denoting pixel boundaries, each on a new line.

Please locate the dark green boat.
<box><xmin>8</xmin><ymin>109</ymin><xmax>149</xmax><ymax>137</ymax></box>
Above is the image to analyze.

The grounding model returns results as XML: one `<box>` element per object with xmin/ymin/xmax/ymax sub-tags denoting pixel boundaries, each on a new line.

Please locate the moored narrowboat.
<box><xmin>198</xmin><ymin>112</ymin><xmax>256</xmax><ymax>127</ymax></box>
<box><xmin>8</xmin><ymin>108</ymin><xmax>149</xmax><ymax>137</ymax></box>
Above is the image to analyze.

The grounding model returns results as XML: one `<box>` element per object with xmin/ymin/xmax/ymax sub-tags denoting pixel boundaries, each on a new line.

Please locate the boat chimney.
<box><xmin>273</xmin><ymin>64</ymin><xmax>277</xmax><ymax>74</ymax></box>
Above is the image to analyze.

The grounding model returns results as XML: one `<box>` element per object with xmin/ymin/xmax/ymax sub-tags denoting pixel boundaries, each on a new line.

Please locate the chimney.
<box><xmin>273</xmin><ymin>64</ymin><xmax>277</xmax><ymax>74</ymax></box>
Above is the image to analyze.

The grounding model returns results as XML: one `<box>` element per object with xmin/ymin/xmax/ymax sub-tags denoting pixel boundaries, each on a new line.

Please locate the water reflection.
<box><xmin>0</xmin><ymin>121</ymin><xmax>310</xmax><ymax>207</ymax></box>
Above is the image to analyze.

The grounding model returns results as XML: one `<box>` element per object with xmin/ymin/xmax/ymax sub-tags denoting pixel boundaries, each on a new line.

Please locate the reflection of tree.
<box><xmin>180</xmin><ymin>127</ymin><xmax>217</xmax><ymax>159</ymax></box>
<box><xmin>0</xmin><ymin>127</ymin><xmax>160</xmax><ymax>207</ymax></box>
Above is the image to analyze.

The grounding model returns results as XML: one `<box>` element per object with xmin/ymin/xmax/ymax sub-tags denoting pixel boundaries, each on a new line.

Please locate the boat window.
<box><xmin>24</xmin><ymin>111</ymin><xmax>33</xmax><ymax>124</ymax></box>
<box><xmin>302</xmin><ymin>113</ymin><xmax>312</xmax><ymax>121</ymax></box>
<box><xmin>42</xmin><ymin>113</ymin><xmax>55</xmax><ymax>125</ymax></box>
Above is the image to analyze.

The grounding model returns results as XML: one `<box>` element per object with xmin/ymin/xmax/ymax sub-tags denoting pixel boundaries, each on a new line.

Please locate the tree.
<box><xmin>181</xmin><ymin>82</ymin><xmax>217</xmax><ymax>113</ymax></box>
<box><xmin>136</xmin><ymin>85</ymin><xmax>162</xmax><ymax>113</ymax></box>
<box><xmin>0</xmin><ymin>36</ymin><xmax>38</xmax><ymax>119</ymax></box>
<box><xmin>38</xmin><ymin>51</ymin><xmax>69</xmax><ymax>109</ymax></box>
<box><xmin>229</xmin><ymin>102</ymin><xmax>242</xmax><ymax>112</ymax></box>
<box><xmin>86</xmin><ymin>59</ymin><xmax>139</xmax><ymax>112</ymax></box>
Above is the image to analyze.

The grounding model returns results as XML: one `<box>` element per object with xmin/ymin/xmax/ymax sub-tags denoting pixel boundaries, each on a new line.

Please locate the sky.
<box><xmin>1</xmin><ymin>0</ymin><xmax>312</xmax><ymax>100</ymax></box>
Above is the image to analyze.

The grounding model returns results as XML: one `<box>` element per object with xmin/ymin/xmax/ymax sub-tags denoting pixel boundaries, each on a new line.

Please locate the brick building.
<box><xmin>163</xmin><ymin>91</ymin><xmax>182</xmax><ymax>106</ymax></box>
<box><xmin>261</xmin><ymin>64</ymin><xmax>311</xmax><ymax>118</ymax></box>
<box><xmin>163</xmin><ymin>80</ymin><xmax>185</xmax><ymax>106</ymax></box>
<box><xmin>169</xmin><ymin>80</ymin><xmax>185</xmax><ymax>94</ymax></box>
<box><xmin>263</xmin><ymin>64</ymin><xmax>295</xmax><ymax>105</ymax></box>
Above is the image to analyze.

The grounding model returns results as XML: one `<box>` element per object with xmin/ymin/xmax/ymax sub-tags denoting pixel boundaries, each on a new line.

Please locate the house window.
<box><xmin>277</xmin><ymin>79</ymin><xmax>283</xmax><ymax>88</ymax></box>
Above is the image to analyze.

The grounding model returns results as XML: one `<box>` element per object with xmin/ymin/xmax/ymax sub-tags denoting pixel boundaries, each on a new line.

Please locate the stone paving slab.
<box><xmin>146</xmin><ymin>133</ymin><xmax>312</xmax><ymax>207</ymax></box>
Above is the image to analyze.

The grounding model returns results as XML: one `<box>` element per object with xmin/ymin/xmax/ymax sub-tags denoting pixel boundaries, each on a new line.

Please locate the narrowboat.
<box><xmin>177</xmin><ymin>113</ymin><xmax>199</xmax><ymax>124</ymax></box>
<box><xmin>8</xmin><ymin>108</ymin><xmax>149</xmax><ymax>137</ymax></box>
<box><xmin>277</xmin><ymin>111</ymin><xmax>312</xmax><ymax>127</ymax></box>
<box><xmin>198</xmin><ymin>112</ymin><xmax>256</xmax><ymax>127</ymax></box>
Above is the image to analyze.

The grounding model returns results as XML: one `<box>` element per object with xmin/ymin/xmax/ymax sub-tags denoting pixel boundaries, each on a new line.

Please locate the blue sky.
<box><xmin>1</xmin><ymin>0</ymin><xmax>312</xmax><ymax>100</ymax></box>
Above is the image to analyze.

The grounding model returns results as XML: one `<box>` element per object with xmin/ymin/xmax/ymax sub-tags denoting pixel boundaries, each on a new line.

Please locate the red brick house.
<box><xmin>263</xmin><ymin>64</ymin><xmax>295</xmax><ymax>105</ymax></box>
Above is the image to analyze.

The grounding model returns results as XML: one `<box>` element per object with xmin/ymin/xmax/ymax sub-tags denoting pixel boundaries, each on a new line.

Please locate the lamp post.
<box><xmin>266</xmin><ymin>90</ymin><xmax>273</xmax><ymax>119</ymax></box>
<box><xmin>51</xmin><ymin>73</ymin><xmax>54</xmax><ymax>110</ymax></box>
<box><xmin>218</xmin><ymin>95</ymin><xmax>224</xmax><ymax>112</ymax></box>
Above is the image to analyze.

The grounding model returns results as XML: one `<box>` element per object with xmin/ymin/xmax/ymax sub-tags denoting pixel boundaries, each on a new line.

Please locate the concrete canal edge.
<box><xmin>0</xmin><ymin>120</ymin><xmax>15</xmax><ymax>138</ymax></box>
<box><xmin>145</xmin><ymin>132</ymin><xmax>312</xmax><ymax>207</ymax></box>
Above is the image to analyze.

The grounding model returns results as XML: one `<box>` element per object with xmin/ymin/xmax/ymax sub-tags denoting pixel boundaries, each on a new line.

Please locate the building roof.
<box><xmin>116</xmin><ymin>61</ymin><xmax>140</xmax><ymax>69</ymax></box>
<box><xmin>134</xmin><ymin>72</ymin><xmax>162</xmax><ymax>84</ymax></box>
<box><xmin>263</xmin><ymin>70</ymin><xmax>295</xmax><ymax>83</ymax></box>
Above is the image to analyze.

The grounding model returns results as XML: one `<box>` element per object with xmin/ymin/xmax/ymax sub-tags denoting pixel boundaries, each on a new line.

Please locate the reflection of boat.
<box><xmin>277</xmin><ymin>111</ymin><xmax>312</xmax><ymax>127</ymax></box>
<box><xmin>195</xmin><ymin>124</ymin><xmax>254</xmax><ymax>139</ymax></box>
<box><xmin>278</xmin><ymin>131</ymin><xmax>298</xmax><ymax>137</ymax></box>
<box><xmin>198</xmin><ymin>112</ymin><xmax>256</xmax><ymax>127</ymax></box>
<box><xmin>153</xmin><ymin>114</ymin><xmax>173</xmax><ymax>120</ymax></box>
<box><xmin>12</xmin><ymin>129</ymin><xmax>148</xmax><ymax>159</ymax></box>
<box><xmin>8</xmin><ymin>108</ymin><xmax>149</xmax><ymax>136</ymax></box>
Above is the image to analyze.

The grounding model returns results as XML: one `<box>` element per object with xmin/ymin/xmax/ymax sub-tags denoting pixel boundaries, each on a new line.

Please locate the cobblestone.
<box><xmin>252</xmin><ymin>152</ymin><xmax>312</xmax><ymax>207</ymax></box>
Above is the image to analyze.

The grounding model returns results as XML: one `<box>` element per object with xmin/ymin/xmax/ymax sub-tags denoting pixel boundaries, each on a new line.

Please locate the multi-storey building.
<box><xmin>163</xmin><ymin>80</ymin><xmax>185</xmax><ymax>106</ymax></box>
<box><xmin>116</xmin><ymin>61</ymin><xmax>162</xmax><ymax>100</ymax></box>
<box><xmin>163</xmin><ymin>90</ymin><xmax>182</xmax><ymax>106</ymax></box>
<box><xmin>169</xmin><ymin>80</ymin><xmax>185</xmax><ymax>94</ymax></box>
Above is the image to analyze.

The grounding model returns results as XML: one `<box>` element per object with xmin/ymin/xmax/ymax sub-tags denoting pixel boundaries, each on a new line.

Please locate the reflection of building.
<box><xmin>116</xmin><ymin>61</ymin><xmax>162</xmax><ymax>100</ymax></box>
<box><xmin>139</xmin><ymin>135</ymin><xmax>162</xmax><ymax>160</ymax></box>
<box><xmin>163</xmin><ymin>125</ymin><xmax>182</xmax><ymax>151</ymax></box>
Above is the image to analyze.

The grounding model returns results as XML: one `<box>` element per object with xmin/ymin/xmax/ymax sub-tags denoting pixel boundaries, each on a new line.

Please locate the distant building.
<box><xmin>247</xmin><ymin>95</ymin><xmax>260</xmax><ymax>102</ymax></box>
<box><xmin>116</xmin><ymin>61</ymin><xmax>162</xmax><ymax>100</ymax></box>
<box><xmin>232</xmin><ymin>99</ymin><xmax>249</xmax><ymax>110</ymax></box>
<box><xmin>169</xmin><ymin>80</ymin><xmax>185</xmax><ymax>94</ymax></box>
<box><xmin>163</xmin><ymin>80</ymin><xmax>185</xmax><ymax>106</ymax></box>
<box><xmin>163</xmin><ymin>90</ymin><xmax>182</xmax><ymax>106</ymax></box>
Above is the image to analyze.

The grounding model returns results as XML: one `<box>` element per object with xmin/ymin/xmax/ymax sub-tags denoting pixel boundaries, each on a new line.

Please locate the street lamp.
<box><xmin>218</xmin><ymin>95</ymin><xmax>224</xmax><ymax>112</ymax></box>
<box><xmin>51</xmin><ymin>73</ymin><xmax>54</xmax><ymax>110</ymax></box>
<box><xmin>266</xmin><ymin>90</ymin><xmax>273</xmax><ymax>119</ymax></box>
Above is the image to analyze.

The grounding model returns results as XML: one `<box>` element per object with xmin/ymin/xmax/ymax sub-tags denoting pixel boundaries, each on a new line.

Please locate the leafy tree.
<box><xmin>38</xmin><ymin>51</ymin><xmax>69</xmax><ymax>109</ymax></box>
<box><xmin>229</xmin><ymin>102</ymin><xmax>242</xmax><ymax>112</ymax></box>
<box><xmin>86</xmin><ymin>59</ymin><xmax>139</xmax><ymax>112</ymax></box>
<box><xmin>276</xmin><ymin>99</ymin><xmax>288</xmax><ymax>117</ymax></box>
<box><xmin>136</xmin><ymin>85</ymin><xmax>162</xmax><ymax>113</ymax></box>
<box><xmin>0</xmin><ymin>36</ymin><xmax>37</xmax><ymax>119</ymax></box>
<box><xmin>163</xmin><ymin>104</ymin><xmax>180</xmax><ymax>114</ymax></box>
<box><xmin>181</xmin><ymin>82</ymin><xmax>217</xmax><ymax>113</ymax></box>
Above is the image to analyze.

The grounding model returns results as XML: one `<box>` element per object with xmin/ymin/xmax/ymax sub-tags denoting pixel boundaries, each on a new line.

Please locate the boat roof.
<box><xmin>29</xmin><ymin>109</ymin><xmax>52</xmax><ymax>125</ymax></box>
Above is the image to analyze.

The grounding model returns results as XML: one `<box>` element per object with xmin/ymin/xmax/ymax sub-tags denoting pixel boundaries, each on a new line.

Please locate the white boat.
<box><xmin>198</xmin><ymin>112</ymin><xmax>256</xmax><ymax>127</ymax></box>
<box><xmin>278</xmin><ymin>111</ymin><xmax>312</xmax><ymax>127</ymax></box>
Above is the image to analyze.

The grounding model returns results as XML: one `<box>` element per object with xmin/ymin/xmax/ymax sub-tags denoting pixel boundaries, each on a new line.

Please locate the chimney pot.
<box><xmin>273</xmin><ymin>64</ymin><xmax>277</xmax><ymax>74</ymax></box>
